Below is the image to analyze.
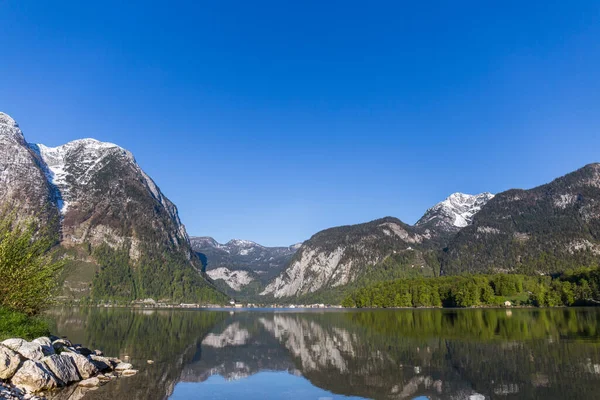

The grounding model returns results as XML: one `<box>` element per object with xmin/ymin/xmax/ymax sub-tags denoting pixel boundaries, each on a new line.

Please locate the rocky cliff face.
<box><xmin>260</xmin><ymin>192</ymin><xmax>497</xmax><ymax>299</ymax></box>
<box><xmin>443</xmin><ymin>164</ymin><xmax>600</xmax><ymax>275</ymax></box>
<box><xmin>30</xmin><ymin>138</ymin><xmax>190</xmax><ymax>261</ymax></box>
<box><xmin>261</xmin><ymin>217</ymin><xmax>433</xmax><ymax>298</ymax></box>
<box><xmin>0</xmin><ymin>113</ymin><xmax>59</xmax><ymax>227</ymax></box>
<box><xmin>0</xmin><ymin>112</ymin><xmax>223</xmax><ymax>303</ymax></box>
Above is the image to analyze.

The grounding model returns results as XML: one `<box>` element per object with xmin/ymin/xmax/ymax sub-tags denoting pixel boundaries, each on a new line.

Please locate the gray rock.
<box><xmin>61</xmin><ymin>353</ymin><xmax>98</xmax><ymax>379</ymax></box>
<box><xmin>1</xmin><ymin>339</ymin><xmax>44</xmax><ymax>361</ymax></box>
<box><xmin>10</xmin><ymin>360</ymin><xmax>60</xmax><ymax>393</ymax></box>
<box><xmin>88</xmin><ymin>355</ymin><xmax>112</xmax><ymax>372</ymax></box>
<box><xmin>43</xmin><ymin>354</ymin><xmax>79</xmax><ymax>384</ymax></box>
<box><xmin>78</xmin><ymin>377</ymin><xmax>100</xmax><ymax>387</ymax></box>
<box><xmin>114</xmin><ymin>362</ymin><xmax>133</xmax><ymax>371</ymax></box>
<box><xmin>0</xmin><ymin>344</ymin><xmax>22</xmax><ymax>380</ymax></box>
<box><xmin>32</xmin><ymin>337</ymin><xmax>54</xmax><ymax>356</ymax></box>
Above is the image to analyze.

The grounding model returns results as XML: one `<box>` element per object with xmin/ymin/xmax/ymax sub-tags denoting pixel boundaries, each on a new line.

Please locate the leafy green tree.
<box><xmin>0</xmin><ymin>211</ymin><xmax>64</xmax><ymax>315</ymax></box>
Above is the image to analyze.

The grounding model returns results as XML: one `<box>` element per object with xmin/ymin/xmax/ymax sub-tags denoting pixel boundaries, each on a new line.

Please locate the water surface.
<box><xmin>46</xmin><ymin>307</ymin><xmax>600</xmax><ymax>399</ymax></box>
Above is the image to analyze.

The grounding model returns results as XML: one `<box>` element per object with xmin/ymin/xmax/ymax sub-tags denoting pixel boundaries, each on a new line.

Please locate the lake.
<box><xmin>44</xmin><ymin>307</ymin><xmax>600</xmax><ymax>399</ymax></box>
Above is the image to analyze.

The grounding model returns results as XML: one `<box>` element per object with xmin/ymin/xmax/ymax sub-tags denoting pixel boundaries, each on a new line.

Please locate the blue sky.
<box><xmin>1</xmin><ymin>1</ymin><xmax>599</xmax><ymax>246</ymax></box>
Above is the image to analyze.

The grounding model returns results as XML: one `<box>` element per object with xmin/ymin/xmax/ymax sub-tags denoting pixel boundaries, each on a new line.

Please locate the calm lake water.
<box><xmin>44</xmin><ymin>307</ymin><xmax>600</xmax><ymax>400</ymax></box>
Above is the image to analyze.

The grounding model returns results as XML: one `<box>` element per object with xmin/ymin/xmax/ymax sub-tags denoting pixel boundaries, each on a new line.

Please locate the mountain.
<box><xmin>261</xmin><ymin>217</ymin><xmax>439</xmax><ymax>299</ymax></box>
<box><xmin>260</xmin><ymin>193</ymin><xmax>494</xmax><ymax>300</ymax></box>
<box><xmin>0</xmin><ymin>112</ymin><xmax>225</xmax><ymax>304</ymax></box>
<box><xmin>416</xmin><ymin>192</ymin><xmax>495</xmax><ymax>237</ymax></box>
<box><xmin>190</xmin><ymin>237</ymin><xmax>301</xmax><ymax>294</ymax></box>
<box><xmin>442</xmin><ymin>163</ymin><xmax>600</xmax><ymax>275</ymax></box>
<box><xmin>0</xmin><ymin>113</ymin><xmax>59</xmax><ymax>227</ymax></box>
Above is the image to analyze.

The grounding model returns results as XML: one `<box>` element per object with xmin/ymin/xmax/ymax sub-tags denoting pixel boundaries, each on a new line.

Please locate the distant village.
<box><xmin>87</xmin><ymin>298</ymin><xmax>344</xmax><ymax>309</ymax></box>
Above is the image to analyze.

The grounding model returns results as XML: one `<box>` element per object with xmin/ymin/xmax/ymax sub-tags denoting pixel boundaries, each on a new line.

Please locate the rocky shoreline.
<box><xmin>0</xmin><ymin>336</ymin><xmax>136</xmax><ymax>400</ymax></box>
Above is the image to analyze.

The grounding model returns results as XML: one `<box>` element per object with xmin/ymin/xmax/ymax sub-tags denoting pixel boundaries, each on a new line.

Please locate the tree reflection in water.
<box><xmin>46</xmin><ymin>307</ymin><xmax>600</xmax><ymax>400</ymax></box>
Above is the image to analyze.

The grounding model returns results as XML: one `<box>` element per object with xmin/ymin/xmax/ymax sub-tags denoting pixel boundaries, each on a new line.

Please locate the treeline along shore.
<box><xmin>342</xmin><ymin>267</ymin><xmax>600</xmax><ymax>308</ymax></box>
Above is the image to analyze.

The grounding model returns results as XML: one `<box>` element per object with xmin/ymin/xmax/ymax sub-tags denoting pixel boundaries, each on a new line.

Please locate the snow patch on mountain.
<box><xmin>31</xmin><ymin>139</ymin><xmax>130</xmax><ymax>213</ymax></box>
<box><xmin>417</xmin><ymin>192</ymin><xmax>495</xmax><ymax>230</ymax></box>
<box><xmin>207</xmin><ymin>267</ymin><xmax>255</xmax><ymax>291</ymax></box>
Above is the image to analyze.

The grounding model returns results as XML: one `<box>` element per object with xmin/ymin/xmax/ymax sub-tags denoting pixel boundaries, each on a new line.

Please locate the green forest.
<box><xmin>89</xmin><ymin>244</ymin><xmax>227</xmax><ymax>304</ymax></box>
<box><xmin>342</xmin><ymin>267</ymin><xmax>600</xmax><ymax>308</ymax></box>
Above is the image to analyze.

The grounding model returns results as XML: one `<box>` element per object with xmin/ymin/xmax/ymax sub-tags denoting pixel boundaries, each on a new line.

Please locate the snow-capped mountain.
<box><xmin>0</xmin><ymin>113</ymin><xmax>59</xmax><ymax>224</ymax></box>
<box><xmin>261</xmin><ymin>194</ymin><xmax>494</xmax><ymax>299</ymax></box>
<box><xmin>190</xmin><ymin>236</ymin><xmax>301</xmax><ymax>292</ymax></box>
<box><xmin>443</xmin><ymin>164</ymin><xmax>600</xmax><ymax>276</ymax></box>
<box><xmin>0</xmin><ymin>111</ymin><xmax>223</xmax><ymax>303</ymax></box>
<box><xmin>416</xmin><ymin>192</ymin><xmax>495</xmax><ymax>233</ymax></box>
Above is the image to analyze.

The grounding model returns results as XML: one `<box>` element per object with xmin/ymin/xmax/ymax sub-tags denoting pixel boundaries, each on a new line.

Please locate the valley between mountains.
<box><xmin>2</xmin><ymin>111</ymin><xmax>600</xmax><ymax>305</ymax></box>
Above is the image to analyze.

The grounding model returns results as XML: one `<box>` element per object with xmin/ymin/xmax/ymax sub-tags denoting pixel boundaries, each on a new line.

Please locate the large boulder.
<box><xmin>10</xmin><ymin>360</ymin><xmax>60</xmax><ymax>392</ymax></box>
<box><xmin>1</xmin><ymin>339</ymin><xmax>44</xmax><ymax>361</ymax></box>
<box><xmin>43</xmin><ymin>354</ymin><xmax>79</xmax><ymax>384</ymax></box>
<box><xmin>62</xmin><ymin>353</ymin><xmax>98</xmax><ymax>379</ymax></box>
<box><xmin>33</xmin><ymin>337</ymin><xmax>55</xmax><ymax>356</ymax></box>
<box><xmin>89</xmin><ymin>355</ymin><xmax>113</xmax><ymax>372</ymax></box>
<box><xmin>0</xmin><ymin>344</ymin><xmax>22</xmax><ymax>379</ymax></box>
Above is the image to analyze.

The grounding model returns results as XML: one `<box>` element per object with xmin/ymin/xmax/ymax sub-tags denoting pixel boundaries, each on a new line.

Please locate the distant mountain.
<box><xmin>416</xmin><ymin>192</ymin><xmax>494</xmax><ymax>238</ymax></box>
<box><xmin>443</xmin><ymin>163</ymin><xmax>600</xmax><ymax>275</ymax></box>
<box><xmin>260</xmin><ymin>192</ymin><xmax>496</xmax><ymax>299</ymax></box>
<box><xmin>190</xmin><ymin>237</ymin><xmax>301</xmax><ymax>294</ymax></box>
<box><xmin>261</xmin><ymin>217</ymin><xmax>438</xmax><ymax>299</ymax></box>
<box><xmin>0</xmin><ymin>113</ymin><xmax>59</xmax><ymax>227</ymax></box>
<box><xmin>0</xmin><ymin>112</ymin><xmax>225</xmax><ymax>304</ymax></box>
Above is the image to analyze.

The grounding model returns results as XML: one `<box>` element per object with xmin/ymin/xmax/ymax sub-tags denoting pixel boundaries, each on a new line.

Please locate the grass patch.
<box><xmin>0</xmin><ymin>307</ymin><xmax>50</xmax><ymax>340</ymax></box>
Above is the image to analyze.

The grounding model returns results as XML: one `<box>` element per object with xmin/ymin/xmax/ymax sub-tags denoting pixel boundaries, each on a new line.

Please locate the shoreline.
<box><xmin>0</xmin><ymin>335</ymin><xmax>136</xmax><ymax>400</ymax></box>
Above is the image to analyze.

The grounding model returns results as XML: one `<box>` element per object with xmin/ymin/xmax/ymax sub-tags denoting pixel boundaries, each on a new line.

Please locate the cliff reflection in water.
<box><xmin>47</xmin><ymin>307</ymin><xmax>600</xmax><ymax>399</ymax></box>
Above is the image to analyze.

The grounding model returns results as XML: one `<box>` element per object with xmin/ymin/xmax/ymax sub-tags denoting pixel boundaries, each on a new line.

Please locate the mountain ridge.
<box><xmin>442</xmin><ymin>163</ymin><xmax>600</xmax><ymax>275</ymax></box>
<box><xmin>260</xmin><ymin>192</ymin><xmax>495</xmax><ymax>299</ymax></box>
<box><xmin>0</xmin><ymin>111</ymin><xmax>225</xmax><ymax>304</ymax></box>
<box><xmin>190</xmin><ymin>236</ymin><xmax>301</xmax><ymax>295</ymax></box>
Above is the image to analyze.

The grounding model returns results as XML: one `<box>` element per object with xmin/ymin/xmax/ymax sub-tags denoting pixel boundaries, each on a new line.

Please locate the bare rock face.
<box><xmin>0</xmin><ymin>345</ymin><xmax>22</xmax><ymax>380</ymax></box>
<box><xmin>61</xmin><ymin>353</ymin><xmax>98</xmax><ymax>379</ymax></box>
<box><xmin>262</xmin><ymin>217</ymin><xmax>433</xmax><ymax>298</ymax></box>
<box><xmin>43</xmin><ymin>354</ymin><xmax>80</xmax><ymax>384</ymax></box>
<box><xmin>1</xmin><ymin>339</ymin><xmax>44</xmax><ymax>361</ymax></box>
<box><xmin>10</xmin><ymin>360</ymin><xmax>60</xmax><ymax>393</ymax></box>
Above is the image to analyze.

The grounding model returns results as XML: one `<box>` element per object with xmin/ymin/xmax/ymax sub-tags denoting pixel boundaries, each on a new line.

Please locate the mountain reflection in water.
<box><xmin>46</xmin><ymin>307</ymin><xmax>600</xmax><ymax>400</ymax></box>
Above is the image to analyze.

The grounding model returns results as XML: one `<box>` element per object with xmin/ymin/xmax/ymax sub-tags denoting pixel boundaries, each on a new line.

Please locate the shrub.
<box><xmin>0</xmin><ymin>210</ymin><xmax>64</xmax><ymax>315</ymax></box>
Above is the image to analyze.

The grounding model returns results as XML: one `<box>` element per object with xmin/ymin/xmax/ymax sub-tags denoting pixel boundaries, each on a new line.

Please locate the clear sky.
<box><xmin>1</xmin><ymin>1</ymin><xmax>599</xmax><ymax>246</ymax></box>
